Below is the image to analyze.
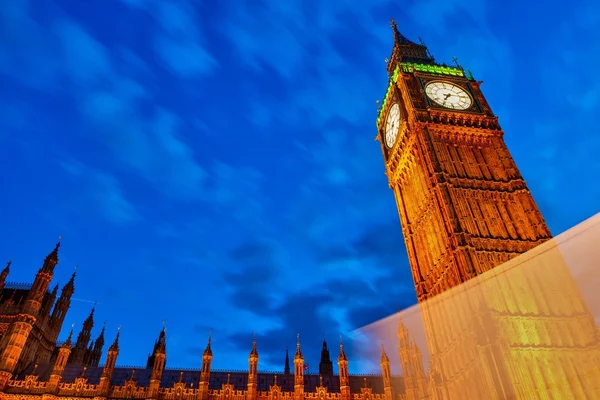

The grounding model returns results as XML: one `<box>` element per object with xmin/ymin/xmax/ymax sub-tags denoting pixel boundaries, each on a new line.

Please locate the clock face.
<box><xmin>425</xmin><ymin>81</ymin><xmax>473</xmax><ymax>110</ymax></box>
<box><xmin>384</xmin><ymin>103</ymin><xmax>401</xmax><ymax>149</ymax></box>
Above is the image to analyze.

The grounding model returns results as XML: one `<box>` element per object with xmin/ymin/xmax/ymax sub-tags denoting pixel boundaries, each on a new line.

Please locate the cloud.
<box><xmin>125</xmin><ymin>0</ymin><xmax>218</xmax><ymax>77</ymax></box>
<box><xmin>60</xmin><ymin>160</ymin><xmax>140</xmax><ymax>225</ymax></box>
<box><xmin>53</xmin><ymin>19</ymin><xmax>112</xmax><ymax>85</ymax></box>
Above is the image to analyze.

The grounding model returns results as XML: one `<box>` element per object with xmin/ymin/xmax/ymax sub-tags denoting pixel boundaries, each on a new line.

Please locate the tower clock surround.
<box><xmin>424</xmin><ymin>81</ymin><xmax>473</xmax><ymax>110</ymax></box>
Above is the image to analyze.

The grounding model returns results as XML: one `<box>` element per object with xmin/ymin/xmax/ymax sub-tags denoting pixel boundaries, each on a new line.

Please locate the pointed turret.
<box><xmin>319</xmin><ymin>339</ymin><xmax>333</xmax><ymax>375</ymax></box>
<box><xmin>68</xmin><ymin>305</ymin><xmax>95</xmax><ymax>366</ymax></box>
<box><xmin>199</xmin><ymin>333</ymin><xmax>212</xmax><ymax>400</ymax></box>
<box><xmin>247</xmin><ymin>333</ymin><xmax>259</xmax><ymax>400</ymax></box>
<box><xmin>48</xmin><ymin>325</ymin><xmax>74</xmax><ymax>390</ymax></box>
<box><xmin>50</xmin><ymin>270</ymin><xmax>75</xmax><ymax>335</ymax></box>
<box><xmin>148</xmin><ymin>325</ymin><xmax>167</xmax><ymax>400</ymax></box>
<box><xmin>387</xmin><ymin>18</ymin><xmax>435</xmax><ymax>74</ymax></box>
<box><xmin>380</xmin><ymin>344</ymin><xmax>393</xmax><ymax>400</ymax></box>
<box><xmin>109</xmin><ymin>328</ymin><xmax>120</xmax><ymax>352</ymax></box>
<box><xmin>25</xmin><ymin>240</ymin><xmax>61</xmax><ymax>316</ymax></box>
<box><xmin>284</xmin><ymin>348</ymin><xmax>290</xmax><ymax>374</ymax></box>
<box><xmin>99</xmin><ymin>327</ymin><xmax>121</xmax><ymax>396</ymax></box>
<box><xmin>338</xmin><ymin>336</ymin><xmax>350</xmax><ymax>400</ymax></box>
<box><xmin>146</xmin><ymin>327</ymin><xmax>167</xmax><ymax>369</ymax></box>
<box><xmin>203</xmin><ymin>333</ymin><xmax>212</xmax><ymax>357</ymax></box>
<box><xmin>0</xmin><ymin>261</ymin><xmax>10</xmax><ymax>292</ymax></box>
<box><xmin>88</xmin><ymin>324</ymin><xmax>105</xmax><ymax>366</ymax></box>
<box><xmin>250</xmin><ymin>332</ymin><xmax>258</xmax><ymax>357</ymax></box>
<box><xmin>293</xmin><ymin>334</ymin><xmax>305</xmax><ymax>398</ymax></box>
<box><xmin>294</xmin><ymin>334</ymin><xmax>303</xmax><ymax>360</ymax></box>
<box><xmin>41</xmin><ymin>240</ymin><xmax>60</xmax><ymax>273</ymax></box>
<box><xmin>63</xmin><ymin>325</ymin><xmax>74</xmax><ymax>349</ymax></box>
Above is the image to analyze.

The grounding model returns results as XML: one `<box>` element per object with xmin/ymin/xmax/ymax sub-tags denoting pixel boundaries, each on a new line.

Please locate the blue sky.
<box><xmin>1</xmin><ymin>0</ymin><xmax>599</xmax><ymax>374</ymax></box>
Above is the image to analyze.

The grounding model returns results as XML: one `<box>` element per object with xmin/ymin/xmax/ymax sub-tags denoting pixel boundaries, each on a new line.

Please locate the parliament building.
<box><xmin>1</xmin><ymin>18</ymin><xmax>599</xmax><ymax>400</ymax></box>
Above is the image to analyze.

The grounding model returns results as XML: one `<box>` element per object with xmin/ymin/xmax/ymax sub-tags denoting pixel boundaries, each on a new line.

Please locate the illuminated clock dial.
<box><xmin>385</xmin><ymin>103</ymin><xmax>401</xmax><ymax>149</ymax></box>
<box><xmin>425</xmin><ymin>81</ymin><xmax>473</xmax><ymax>110</ymax></box>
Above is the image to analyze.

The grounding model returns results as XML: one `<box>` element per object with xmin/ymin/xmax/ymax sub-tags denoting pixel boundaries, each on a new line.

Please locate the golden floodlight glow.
<box><xmin>353</xmin><ymin>212</ymin><xmax>600</xmax><ymax>399</ymax></box>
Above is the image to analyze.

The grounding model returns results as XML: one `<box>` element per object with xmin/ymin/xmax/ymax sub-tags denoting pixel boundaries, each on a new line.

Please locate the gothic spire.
<box><xmin>284</xmin><ymin>348</ymin><xmax>290</xmax><ymax>374</ymax></box>
<box><xmin>1</xmin><ymin>261</ymin><xmax>9</xmax><ymax>278</ymax></box>
<box><xmin>109</xmin><ymin>326</ymin><xmax>121</xmax><ymax>352</ymax></box>
<box><xmin>380</xmin><ymin>344</ymin><xmax>389</xmax><ymax>363</ymax></box>
<box><xmin>94</xmin><ymin>324</ymin><xmax>106</xmax><ymax>350</ymax></box>
<box><xmin>63</xmin><ymin>269</ymin><xmax>76</xmax><ymax>294</ymax></box>
<box><xmin>389</xmin><ymin>18</ymin><xmax>417</xmax><ymax>46</ymax></box>
<box><xmin>0</xmin><ymin>261</ymin><xmax>9</xmax><ymax>292</ymax></box>
<box><xmin>41</xmin><ymin>239</ymin><xmax>61</xmax><ymax>273</ymax></box>
<box><xmin>295</xmin><ymin>333</ymin><xmax>303</xmax><ymax>359</ymax></box>
<box><xmin>387</xmin><ymin>18</ymin><xmax>435</xmax><ymax>72</ymax></box>
<box><xmin>250</xmin><ymin>332</ymin><xmax>258</xmax><ymax>357</ymax></box>
<box><xmin>338</xmin><ymin>335</ymin><xmax>347</xmax><ymax>362</ymax></box>
<box><xmin>63</xmin><ymin>324</ymin><xmax>75</xmax><ymax>348</ymax></box>
<box><xmin>203</xmin><ymin>331</ymin><xmax>212</xmax><ymax>356</ymax></box>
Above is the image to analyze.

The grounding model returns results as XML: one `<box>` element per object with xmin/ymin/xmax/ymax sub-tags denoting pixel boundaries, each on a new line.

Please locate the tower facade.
<box><xmin>377</xmin><ymin>20</ymin><xmax>552</xmax><ymax>302</ymax></box>
<box><xmin>0</xmin><ymin>241</ymin><xmax>65</xmax><ymax>388</ymax></box>
<box><xmin>377</xmin><ymin>19</ymin><xmax>600</xmax><ymax>399</ymax></box>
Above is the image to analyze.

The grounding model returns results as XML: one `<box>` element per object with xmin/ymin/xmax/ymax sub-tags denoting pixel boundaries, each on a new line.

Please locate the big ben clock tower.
<box><xmin>378</xmin><ymin>20</ymin><xmax>600</xmax><ymax>399</ymax></box>
<box><xmin>377</xmin><ymin>20</ymin><xmax>552</xmax><ymax>302</ymax></box>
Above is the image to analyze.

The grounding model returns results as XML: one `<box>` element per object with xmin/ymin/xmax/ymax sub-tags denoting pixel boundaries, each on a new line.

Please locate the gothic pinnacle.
<box><xmin>295</xmin><ymin>333</ymin><xmax>303</xmax><ymax>359</ymax></box>
<box><xmin>380</xmin><ymin>344</ymin><xmax>389</xmax><ymax>363</ymax></box>
<box><xmin>250</xmin><ymin>332</ymin><xmax>258</xmax><ymax>357</ymax></box>
<box><xmin>338</xmin><ymin>335</ymin><xmax>347</xmax><ymax>361</ymax></box>
<box><xmin>204</xmin><ymin>331</ymin><xmax>212</xmax><ymax>356</ymax></box>
<box><xmin>109</xmin><ymin>326</ymin><xmax>121</xmax><ymax>352</ymax></box>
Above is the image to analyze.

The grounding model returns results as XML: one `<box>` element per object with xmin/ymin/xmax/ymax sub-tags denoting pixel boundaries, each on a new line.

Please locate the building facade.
<box><xmin>0</xmin><ymin>242</ymin><xmax>418</xmax><ymax>399</ymax></box>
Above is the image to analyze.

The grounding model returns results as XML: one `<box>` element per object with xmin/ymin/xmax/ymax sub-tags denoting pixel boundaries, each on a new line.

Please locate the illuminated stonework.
<box><xmin>373</xmin><ymin>18</ymin><xmax>600</xmax><ymax>399</ymax></box>
<box><xmin>0</xmin><ymin>249</ymin><xmax>413</xmax><ymax>399</ymax></box>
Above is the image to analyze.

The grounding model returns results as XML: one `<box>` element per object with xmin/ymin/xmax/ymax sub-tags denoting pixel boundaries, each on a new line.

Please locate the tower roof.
<box><xmin>203</xmin><ymin>333</ymin><xmax>212</xmax><ymax>357</ymax></box>
<box><xmin>295</xmin><ymin>334</ymin><xmax>303</xmax><ymax>359</ymax></box>
<box><xmin>380</xmin><ymin>344</ymin><xmax>389</xmax><ymax>364</ymax></box>
<box><xmin>41</xmin><ymin>240</ymin><xmax>61</xmax><ymax>273</ymax></box>
<box><xmin>250</xmin><ymin>333</ymin><xmax>258</xmax><ymax>357</ymax></box>
<box><xmin>109</xmin><ymin>327</ymin><xmax>121</xmax><ymax>352</ymax></box>
<box><xmin>387</xmin><ymin>18</ymin><xmax>435</xmax><ymax>74</ymax></box>
<box><xmin>338</xmin><ymin>336</ymin><xmax>347</xmax><ymax>362</ymax></box>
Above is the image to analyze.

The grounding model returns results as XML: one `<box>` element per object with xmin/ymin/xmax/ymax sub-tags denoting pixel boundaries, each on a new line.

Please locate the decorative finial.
<box><xmin>227</xmin><ymin>373</ymin><xmax>231</xmax><ymax>384</ymax></box>
<box><xmin>297</xmin><ymin>333</ymin><xmax>300</xmax><ymax>342</ymax></box>
<box><xmin>58</xmin><ymin>235</ymin><xmax>63</xmax><ymax>242</ymax></box>
<box><xmin>71</xmin><ymin>322</ymin><xmax>76</xmax><ymax>329</ymax></box>
<box><xmin>274</xmin><ymin>374</ymin><xmax>278</xmax><ymax>385</ymax></box>
<box><xmin>74</xmin><ymin>265</ymin><xmax>78</xmax><ymax>271</ymax></box>
<box><xmin>117</xmin><ymin>325</ymin><xmax>122</xmax><ymax>331</ymax></box>
<box><xmin>389</xmin><ymin>18</ymin><xmax>397</xmax><ymax>30</ymax></box>
<box><xmin>162</xmin><ymin>320</ymin><xmax>167</xmax><ymax>332</ymax></box>
<box><xmin>418</xmin><ymin>37</ymin><xmax>426</xmax><ymax>46</ymax></box>
<box><xmin>452</xmin><ymin>56</ymin><xmax>461</xmax><ymax>68</ymax></box>
<box><xmin>340</xmin><ymin>334</ymin><xmax>343</xmax><ymax>344</ymax></box>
